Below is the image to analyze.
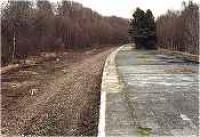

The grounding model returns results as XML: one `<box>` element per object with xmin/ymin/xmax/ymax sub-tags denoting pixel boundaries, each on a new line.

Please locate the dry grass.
<box><xmin>165</xmin><ymin>67</ymin><xmax>195</xmax><ymax>73</ymax></box>
<box><xmin>158</xmin><ymin>48</ymin><xmax>199</xmax><ymax>63</ymax></box>
<box><xmin>1</xmin><ymin>46</ymin><xmax>116</xmax><ymax>136</ymax></box>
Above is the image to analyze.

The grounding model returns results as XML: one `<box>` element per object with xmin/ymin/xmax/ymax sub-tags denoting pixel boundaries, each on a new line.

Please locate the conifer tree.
<box><xmin>129</xmin><ymin>8</ymin><xmax>157</xmax><ymax>49</ymax></box>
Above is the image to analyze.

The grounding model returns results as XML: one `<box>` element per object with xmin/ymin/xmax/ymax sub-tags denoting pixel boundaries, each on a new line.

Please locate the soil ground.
<box><xmin>1</xmin><ymin>46</ymin><xmax>115</xmax><ymax>136</ymax></box>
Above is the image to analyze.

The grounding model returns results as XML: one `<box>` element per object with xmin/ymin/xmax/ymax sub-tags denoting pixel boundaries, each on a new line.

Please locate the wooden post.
<box><xmin>12</xmin><ymin>32</ymin><xmax>16</xmax><ymax>59</ymax></box>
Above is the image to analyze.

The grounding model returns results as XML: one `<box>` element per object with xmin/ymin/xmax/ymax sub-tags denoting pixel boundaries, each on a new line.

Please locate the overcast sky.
<box><xmin>70</xmin><ymin>0</ymin><xmax>199</xmax><ymax>18</ymax></box>
<box><xmin>1</xmin><ymin>0</ymin><xmax>198</xmax><ymax>18</ymax></box>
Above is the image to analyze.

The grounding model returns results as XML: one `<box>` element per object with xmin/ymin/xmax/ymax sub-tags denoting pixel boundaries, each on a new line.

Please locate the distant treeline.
<box><xmin>156</xmin><ymin>1</ymin><xmax>199</xmax><ymax>55</ymax></box>
<box><xmin>1</xmin><ymin>0</ymin><xmax>128</xmax><ymax>65</ymax></box>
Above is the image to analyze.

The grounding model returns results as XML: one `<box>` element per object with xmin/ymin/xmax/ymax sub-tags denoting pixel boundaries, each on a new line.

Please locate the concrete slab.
<box><xmin>98</xmin><ymin>44</ymin><xmax>199</xmax><ymax>137</ymax></box>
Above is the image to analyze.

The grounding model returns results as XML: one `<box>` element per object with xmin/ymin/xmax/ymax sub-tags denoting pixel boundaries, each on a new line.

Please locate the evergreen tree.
<box><xmin>144</xmin><ymin>9</ymin><xmax>157</xmax><ymax>49</ymax></box>
<box><xmin>129</xmin><ymin>8</ymin><xmax>157</xmax><ymax>49</ymax></box>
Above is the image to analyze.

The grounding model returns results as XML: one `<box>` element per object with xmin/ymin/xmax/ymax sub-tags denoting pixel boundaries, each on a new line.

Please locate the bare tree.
<box><xmin>1</xmin><ymin>0</ymin><xmax>128</xmax><ymax>65</ymax></box>
<box><xmin>156</xmin><ymin>1</ymin><xmax>199</xmax><ymax>55</ymax></box>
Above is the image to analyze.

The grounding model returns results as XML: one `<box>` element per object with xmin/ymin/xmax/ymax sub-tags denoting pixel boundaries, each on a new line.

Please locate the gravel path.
<box><xmin>1</xmin><ymin>47</ymin><xmax>115</xmax><ymax>136</ymax></box>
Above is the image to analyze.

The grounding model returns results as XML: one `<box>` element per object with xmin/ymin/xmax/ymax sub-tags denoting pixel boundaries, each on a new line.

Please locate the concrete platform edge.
<box><xmin>97</xmin><ymin>45</ymin><xmax>125</xmax><ymax>137</ymax></box>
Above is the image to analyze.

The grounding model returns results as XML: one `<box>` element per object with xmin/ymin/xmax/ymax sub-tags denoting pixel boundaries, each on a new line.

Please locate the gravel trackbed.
<box><xmin>1</xmin><ymin>46</ymin><xmax>115</xmax><ymax>136</ymax></box>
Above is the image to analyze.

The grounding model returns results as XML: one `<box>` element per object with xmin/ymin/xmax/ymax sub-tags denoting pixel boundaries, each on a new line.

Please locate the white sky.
<box><xmin>70</xmin><ymin>0</ymin><xmax>199</xmax><ymax>18</ymax></box>
<box><xmin>1</xmin><ymin>0</ymin><xmax>199</xmax><ymax>18</ymax></box>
